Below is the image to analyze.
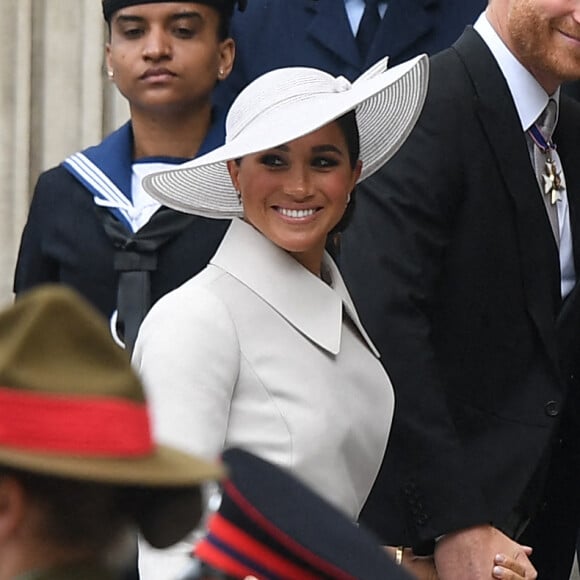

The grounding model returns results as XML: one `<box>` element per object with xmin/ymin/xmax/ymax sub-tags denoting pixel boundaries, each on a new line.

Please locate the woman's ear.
<box><xmin>353</xmin><ymin>159</ymin><xmax>363</xmax><ymax>185</ymax></box>
<box><xmin>227</xmin><ymin>160</ymin><xmax>241</xmax><ymax>195</ymax></box>
<box><xmin>217</xmin><ymin>38</ymin><xmax>235</xmax><ymax>80</ymax></box>
<box><xmin>105</xmin><ymin>44</ymin><xmax>113</xmax><ymax>77</ymax></box>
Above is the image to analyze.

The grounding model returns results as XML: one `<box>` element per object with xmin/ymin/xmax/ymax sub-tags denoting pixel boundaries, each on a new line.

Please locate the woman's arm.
<box><xmin>133</xmin><ymin>283</ymin><xmax>240</xmax><ymax>580</ymax></box>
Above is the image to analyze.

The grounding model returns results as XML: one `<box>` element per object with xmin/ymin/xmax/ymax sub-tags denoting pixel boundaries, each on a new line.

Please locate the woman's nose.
<box><xmin>284</xmin><ymin>167</ymin><xmax>312</xmax><ymax>198</ymax></box>
<box><xmin>142</xmin><ymin>28</ymin><xmax>172</xmax><ymax>60</ymax></box>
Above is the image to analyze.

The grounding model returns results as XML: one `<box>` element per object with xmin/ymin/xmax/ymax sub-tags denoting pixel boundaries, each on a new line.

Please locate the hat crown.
<box><xmin>225</xmin><ymin>67</ymin><xmax>352</xmax><ymax>143</ymax></box>
<box><xmin>141</xmin><ymin>54</ymin><xmax>429</xmax><ymax>220</ymax></box>
<box><xmin>0</xmin><ymin>285</ymin><xmax>144</xmax><ymax>403</ymax></box>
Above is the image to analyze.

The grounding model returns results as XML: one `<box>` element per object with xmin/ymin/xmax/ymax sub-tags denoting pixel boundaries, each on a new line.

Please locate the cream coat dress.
<box><xmin>134</xmin><ymin>218</ymin><xmax>395</xmax><ymax>580</ymax></box>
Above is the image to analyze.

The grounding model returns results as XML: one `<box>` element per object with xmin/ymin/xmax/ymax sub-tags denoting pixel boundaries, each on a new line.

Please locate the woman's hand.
<box><xmin>493</xmin><ymin>545</ymin><xmax>537</xmax><ymax>579</ymax></box>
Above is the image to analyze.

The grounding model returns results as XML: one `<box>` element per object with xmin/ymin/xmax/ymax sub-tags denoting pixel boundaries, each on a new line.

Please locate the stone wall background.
<box><xmin>0</xmin><ymin>0</ymin><xmax>128</xmax><ymax>307</ymax></box>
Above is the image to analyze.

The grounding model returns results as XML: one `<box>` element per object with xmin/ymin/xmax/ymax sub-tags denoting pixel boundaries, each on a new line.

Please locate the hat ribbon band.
<box><xmin>196</xmin><ymin>512</ymin><xmax>319</xmax><ymax>580</ymax></box>
<box><xmin>0</xmin><ymin>387</ymin><xmax>153</xmax><ymax>456</ymax></box>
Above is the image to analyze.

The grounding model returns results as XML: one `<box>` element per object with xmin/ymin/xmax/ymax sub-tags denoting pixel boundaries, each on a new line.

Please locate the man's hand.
<box><xmin>434</xmin><ymin>525</ymin><xmax>537</xmax><ymax>580</ymax></box>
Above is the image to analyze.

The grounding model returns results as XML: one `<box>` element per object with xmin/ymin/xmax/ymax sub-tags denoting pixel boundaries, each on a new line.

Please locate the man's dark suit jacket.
<box><xmin>341</xmin><ymin>27</ymin><xmax>580</xmax><ymax>549</ymax></box>
<box><xmin>213</xmin><ymin>0</ymin><xmax>486</xmax><ymax>109</ymax></box>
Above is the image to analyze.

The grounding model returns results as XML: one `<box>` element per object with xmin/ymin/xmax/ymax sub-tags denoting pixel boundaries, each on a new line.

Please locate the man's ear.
<box><xmin>0</xmin><ymin>477</ymin><xmax>26</xmax><ymax>541</ymax></box>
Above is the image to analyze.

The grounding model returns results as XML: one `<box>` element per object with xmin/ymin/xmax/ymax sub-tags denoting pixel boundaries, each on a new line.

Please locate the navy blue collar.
<box><xmin>62</xmin><ymin>109</ymin><xmax>226</xmax><ymax>230</ymax></box>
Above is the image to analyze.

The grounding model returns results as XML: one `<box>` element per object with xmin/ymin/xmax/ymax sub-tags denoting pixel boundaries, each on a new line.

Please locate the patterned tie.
<box><xmin>356</xmin><ymin>0</ymin><xmax>381</xmax><ymax>60</ymax></box>
<box><xmin>530</xmin><ymin>99</ymin><xmax>564</xmax><ymax>246</ymax></box>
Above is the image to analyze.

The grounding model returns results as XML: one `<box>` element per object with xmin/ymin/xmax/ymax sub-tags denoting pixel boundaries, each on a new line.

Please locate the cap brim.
<box><xmin>142</xmin><ymin>54</ymin><xmax>429</xmax><ymax>219</ymax></box>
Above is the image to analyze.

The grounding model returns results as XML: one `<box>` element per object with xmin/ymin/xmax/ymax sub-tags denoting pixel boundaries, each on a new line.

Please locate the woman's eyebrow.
<box><xmin>114</xmin><ymin>11</ymin><xmax>203</xmax><ymax>26</ymax></box>
<box><xmin>312</xmin><ymin>144</ymin><xmax>343</xmax><ymax>155</ymax></box>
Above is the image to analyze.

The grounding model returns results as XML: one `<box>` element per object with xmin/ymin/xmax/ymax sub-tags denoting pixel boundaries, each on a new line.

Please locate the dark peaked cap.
<box><xmin>196</xmin><ymin>448</ymin><xmax>411</xmax><ymax>579</ymax></box>
<box><xmin>102</xmin><ymin>0</ymin><xmax>247</xmax><ymax>22</ymax></box>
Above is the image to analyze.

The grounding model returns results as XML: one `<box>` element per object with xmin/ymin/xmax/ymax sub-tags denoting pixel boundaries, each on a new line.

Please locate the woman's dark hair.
<box><xmin>329</xmin><ymin>109</ymin><xmax>360</xmax><ymax>236</ymax></box>
<box><xmin>213</xmin><ymin>1</ymin><xmax>238</xmax><ymax>41</ymax></box>
<box><xmin>335</xmin><ymin>109</ymin><xmax>360</xmax><ymax>170</ymax></box>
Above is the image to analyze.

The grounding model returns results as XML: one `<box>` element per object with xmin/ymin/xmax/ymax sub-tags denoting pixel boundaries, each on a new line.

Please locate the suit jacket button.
<box><xmin>545</xmin><ymin>401</ymin><xmax>559</xmax><ymax>417</ymax></box>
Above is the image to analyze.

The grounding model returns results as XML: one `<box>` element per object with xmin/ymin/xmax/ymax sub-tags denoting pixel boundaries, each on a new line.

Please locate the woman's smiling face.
<box><xmin>227</xmin><ymin>121</ymin><xmax>362</xmax><ymax>275</ymax></box>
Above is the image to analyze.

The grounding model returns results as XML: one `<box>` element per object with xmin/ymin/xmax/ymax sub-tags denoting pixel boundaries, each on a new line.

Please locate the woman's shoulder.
<box><xmin>31</xmin><ymin>164</ymin><xmax>91</xmax><ymax>207</ymax></box>
<box><xmin>134</xmin><ymin>267</ymin><xmax>243</xmax><ymax>365</ymax></box>
<box><xmin>143</xmin><ymin>267</ymin><xmax>243</xmax><ymax>331</ymax></box>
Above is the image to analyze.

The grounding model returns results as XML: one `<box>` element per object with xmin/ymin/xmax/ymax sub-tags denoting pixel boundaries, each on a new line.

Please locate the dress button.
<box><xmin>545</xmin><ymin>401</ymin><xmax>559</xmax><ymax>417</ymax></box>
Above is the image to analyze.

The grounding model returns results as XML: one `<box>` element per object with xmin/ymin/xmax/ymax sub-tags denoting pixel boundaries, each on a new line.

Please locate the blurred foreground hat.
<box><xmin>102</xmin><ymin>0</ymin><xmax>247</xmax><ymax>22</ymax></box>
<box><xmin>195</xmin><ymin>448</ymin><xmax>411</xmax><ymax>579</ymax></box>
<box><xmin>143</xmin><ymin>54</ymin><xmax>428</xmax><ymax>219</ymax></box>
<box><xmin>0</xmin><ymin>285</ymin><xmax>225</xmax><ymax>548</ymax></box>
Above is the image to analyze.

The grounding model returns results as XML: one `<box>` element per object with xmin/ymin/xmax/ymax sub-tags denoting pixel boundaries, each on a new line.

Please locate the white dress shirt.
<box><xmin>344</xmin><ymin>0</ymin><xmax>388</xmax><ymax>35</ymax></box>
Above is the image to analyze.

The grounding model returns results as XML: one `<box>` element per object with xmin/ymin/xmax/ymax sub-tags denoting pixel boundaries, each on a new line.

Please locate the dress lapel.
<box><xmin>211</xmin><ymin>219</ymin><xmax>379</xmax><ymax>356</ymax></box>
<box><xmin>325</xmin><ymin>256</ymin><xmax>381</xmax><ymax>357</ymax></box>
<box><xmin>454</xmin><ymin>29</ymin><xmax>561</xmax><ymax>364</ymax></box>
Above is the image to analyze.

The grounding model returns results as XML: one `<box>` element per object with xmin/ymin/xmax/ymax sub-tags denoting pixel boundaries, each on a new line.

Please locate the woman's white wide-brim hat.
<box><xmin>142</xmin><ymin>54</ymin><xmax>429</xmax><ymax>219</ymax></box>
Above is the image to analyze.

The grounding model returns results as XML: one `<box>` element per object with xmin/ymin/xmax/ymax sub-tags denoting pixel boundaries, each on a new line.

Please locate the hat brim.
<box><xmin>0</xmin><ymin>445</ymin><xmax>225</xmax><ymax>549</ymax></box>
<box><xmin>0</xmin><ymin>444</ymin><xmax>223</xmax><ymax>487</ymax></box>
<box><xmin>142</xmin><ymin>54</ymin><xmax>429</xmax><ymax>219</ymax></box>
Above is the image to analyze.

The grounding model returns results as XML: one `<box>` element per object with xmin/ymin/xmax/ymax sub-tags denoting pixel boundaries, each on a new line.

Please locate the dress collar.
<box><xmin>211</xmin><ymin>219</ymin><xmax>380</xmax><ymax>357</ymax></box>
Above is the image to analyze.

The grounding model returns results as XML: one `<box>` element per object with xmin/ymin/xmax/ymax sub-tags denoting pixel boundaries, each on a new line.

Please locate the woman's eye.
<box><xmin>174</xmin><ymin>27</ymin><xmax>195</xmax><ymax>38</ymax></box>
<box><xmin>123</xmin><ymin>27</ymin><xmax>144</xmax><ymax>39</ymax></box>
<box><xmin>259</xmin><ymin>154</ymin><xmax>285</xmax><ymax>168</ymax></box>
<box><xmin>313</xmin><ymin>156</ymin><xmax>339</xmax><ymax>168</ymax></box>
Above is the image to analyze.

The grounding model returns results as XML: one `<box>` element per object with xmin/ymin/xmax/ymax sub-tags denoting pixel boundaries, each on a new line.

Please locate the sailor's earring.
<box><xmin>107</xmin><ymin>69</ymin><xmax>114</xmax><ymax>80</ymax></box>
<box><xmin>218</xmin><ymin>68</ymin><xmax>225</xmax><ymax>79</ymax></box>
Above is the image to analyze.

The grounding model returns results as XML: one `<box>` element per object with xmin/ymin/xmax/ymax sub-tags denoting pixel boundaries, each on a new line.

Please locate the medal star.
<box><xmin>542</xmin><ymin>159</ymin><xmax>563</xmax><ymax>205</ymax></box>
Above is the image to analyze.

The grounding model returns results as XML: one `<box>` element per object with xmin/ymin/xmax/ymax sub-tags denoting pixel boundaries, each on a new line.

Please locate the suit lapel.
<box><xmin>454</xmin><ymin>29</ymin><xmax>561</xmax><ymax>365</ymax></box>
<box><xmin>304</xmin><ymin>0</ymin><xmax>360</xmax><ymax>70</ymax></box>
<box><xmin>554</xmin><ymin>100</ymin><xmax>580</xmax><ymax>277</ymax></box>
<box><xmin>552</xmin><ymin>100</ymin><xmax>580</xmax><ymax>369</ymax></box>
<box><xmin>303</xmin><ymin>0</ymin><xmax>439</xmax><ymax>70</ymax></box>
<box><xmin>370</xmin><ymin>0</ymin><xmax>437</xmax><ymax>65</ymax></box>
